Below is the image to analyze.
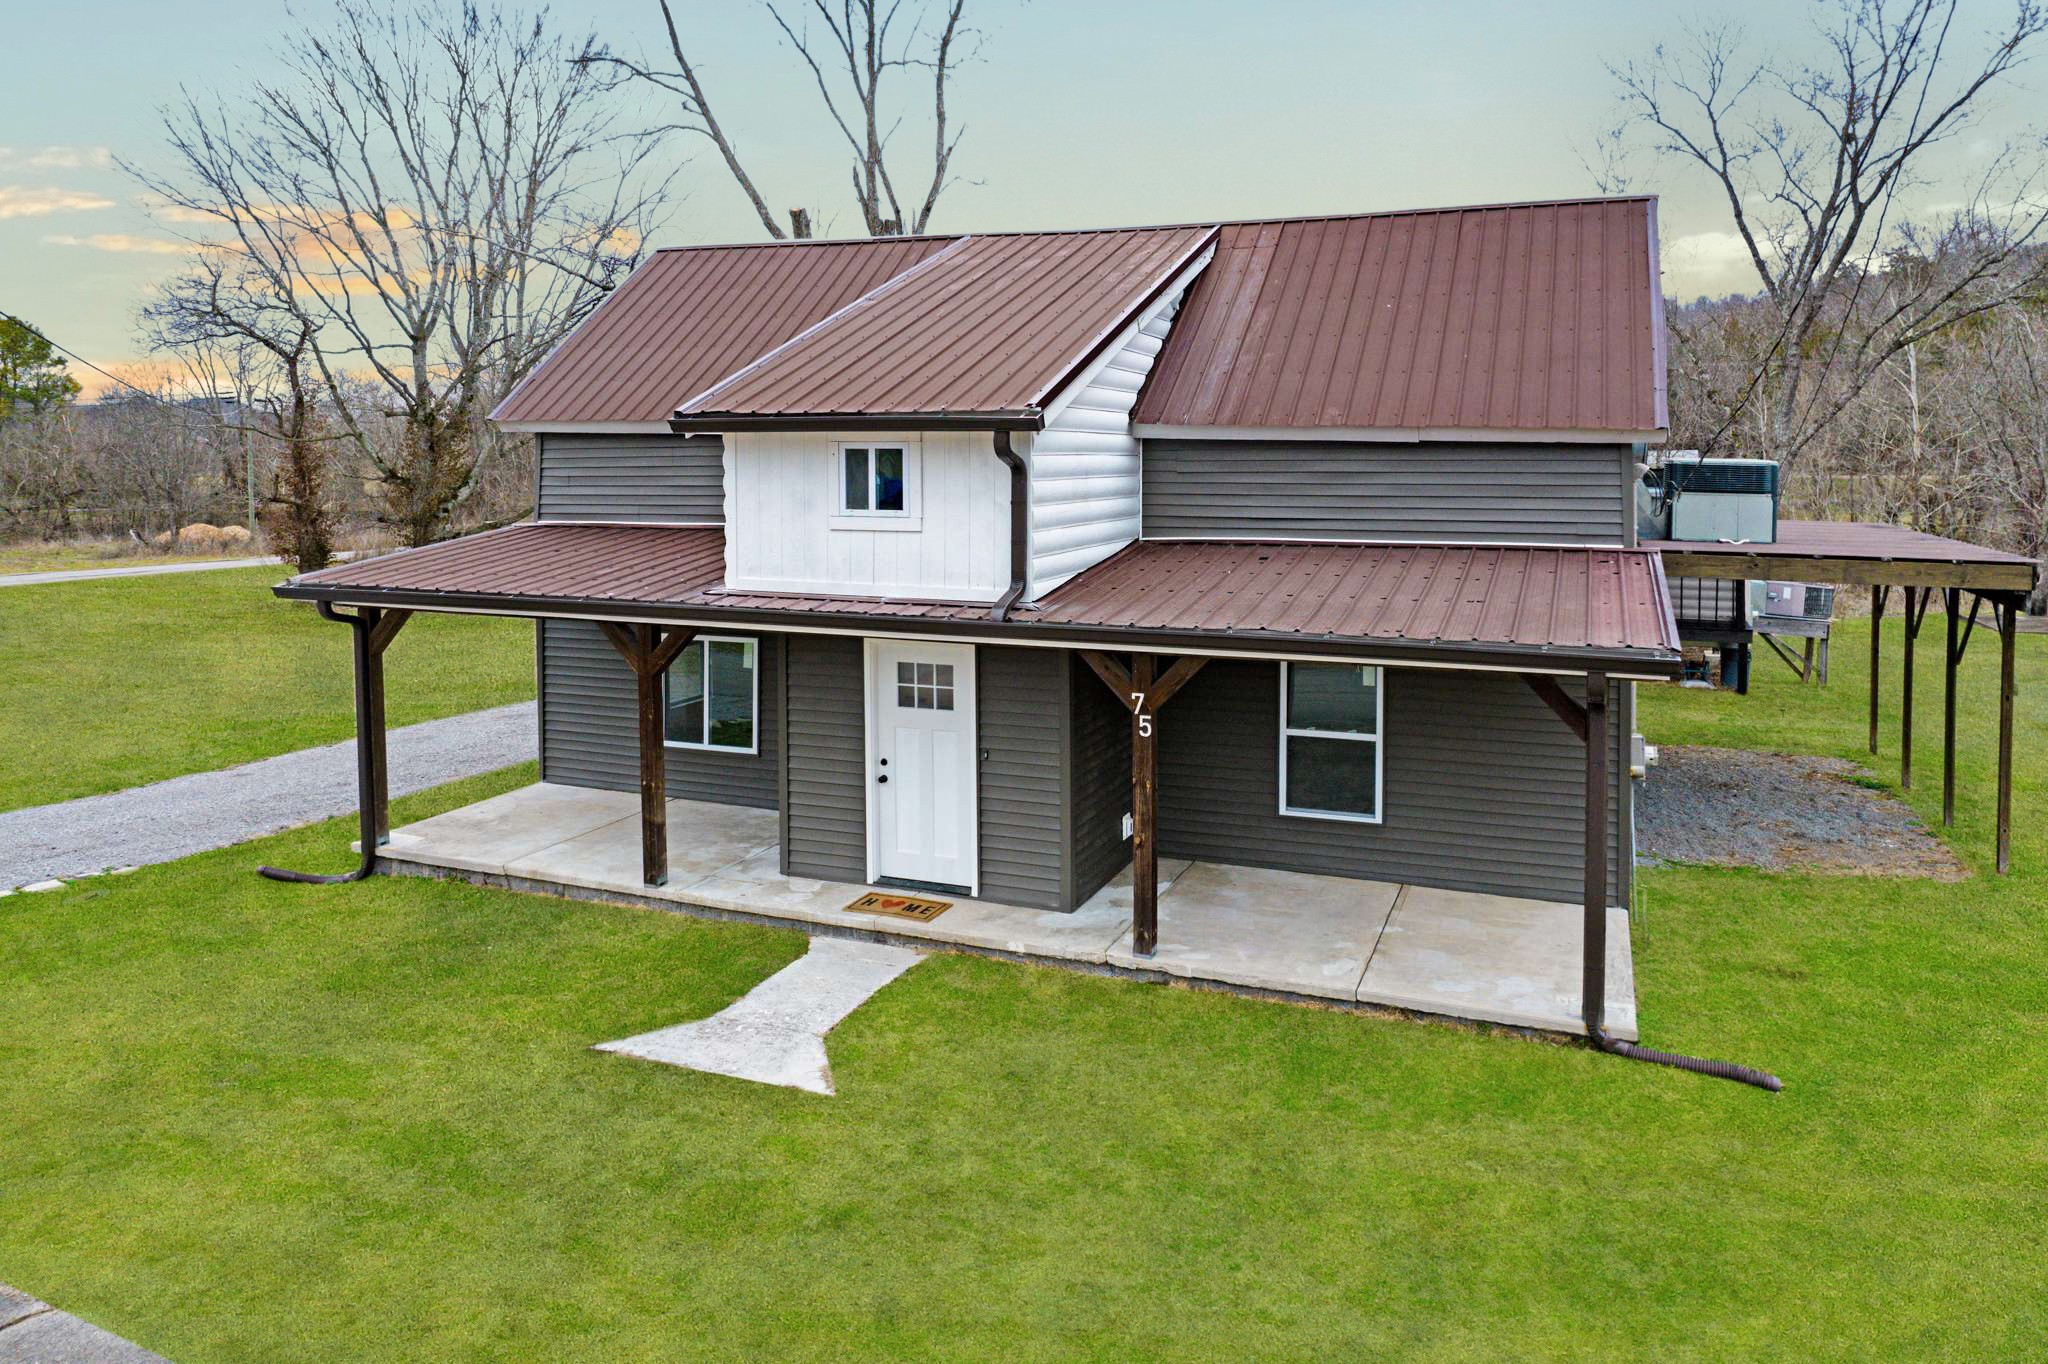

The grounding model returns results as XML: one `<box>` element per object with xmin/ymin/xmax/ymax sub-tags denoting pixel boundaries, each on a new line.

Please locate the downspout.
<box><xmin>990</xmin><ymin>428</ymin><xmax>1028</xmax><ymax>621</ymax></box>
<box><xmin>258</xmin><ymin>600</ymin><xmax>379</xmax><ymax>884</ymax></box>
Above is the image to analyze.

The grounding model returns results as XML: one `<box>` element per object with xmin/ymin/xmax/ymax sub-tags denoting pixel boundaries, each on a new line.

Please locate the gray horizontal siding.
<box><xmin>977</xmin><ymin>647</ymin><xmax>1066</xmax><ymax>909</ymax></box>
<box><xmin>781</xmin><ymin>634</ymin><xmax>868</xmax><ymax>883</ymax></box>
<box><xmin>537</xmin><ymin>621</ymin><xmax>778</xmax><ymax>808</ymax></box>
<box><xmin>1154</xmin><ymin>661</ymin><xmax>1626</xmax><ymax>904</ymax></box>
<box><xmin>1068</xmin><ymin>657</ymin><xmax>1132</xmax><ymax>907</ymax></box>
<box><xmin>1141</xmin><ymin>439</ymin><xmax>1632</xmax><ymax>544</ymax></box>
<box><xmin>536</xmin><ymin>432</ymin><xmax>724</xmax><ymax>523</ymax></box>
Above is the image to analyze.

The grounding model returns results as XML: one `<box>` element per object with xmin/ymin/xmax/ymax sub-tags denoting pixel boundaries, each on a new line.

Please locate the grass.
<box><xmin>0</xmin><ymin>566</ymin><xmax>533</xmax><ymax>812</ymax></box>
<box><xmin>1</xmin><ymin>623</ymin><xmax>2044</xmax><ymax>1360</ymax></box>
<box><xmin>0</xmin><ymin>541</ymin><xmax>261</xmax><ymax>575</ymax></box>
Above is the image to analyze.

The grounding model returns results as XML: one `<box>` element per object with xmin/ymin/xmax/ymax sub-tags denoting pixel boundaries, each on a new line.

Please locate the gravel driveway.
<box><xmin>0</xmin><ymin>702</ymin><xmax>535</xmax><ymax>891</ymax></box>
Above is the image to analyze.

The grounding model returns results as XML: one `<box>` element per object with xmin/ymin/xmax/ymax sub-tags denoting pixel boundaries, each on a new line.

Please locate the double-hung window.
<box><xmin>663</xmin><ymin>636</ymin><xmax>759</xmax><ymax>753</ymax></box>
<box><xmin>836</xmin><ymin>443</ymin><xmax>914</xmax><ymax>519</ymax></box>
<box><xmin>1279</xmin><ymin>662</ymin><xmax>1382</xmax><ymax>823</ymax></box>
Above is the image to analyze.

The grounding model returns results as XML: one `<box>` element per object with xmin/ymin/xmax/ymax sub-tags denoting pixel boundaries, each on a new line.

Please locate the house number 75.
<box><xmin>1131</xmin><ymin>693</ymin><xmax>1151</xmax><ymax>737</ymax></box>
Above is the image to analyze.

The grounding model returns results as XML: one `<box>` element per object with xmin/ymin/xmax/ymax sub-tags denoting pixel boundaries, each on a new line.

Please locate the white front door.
<box><xmin>867</xmin><ymin>640</ymin><xmax>978</xmax><ymax>891</ymax></box>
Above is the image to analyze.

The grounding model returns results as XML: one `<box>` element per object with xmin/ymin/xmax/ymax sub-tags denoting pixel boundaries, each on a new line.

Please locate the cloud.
<box><xmin>44</xmin><ymin>231</ymin><xmax>193</xmax><ymax>255</ymax></box>
<box><xmin>1661</xmin><ymin>230</ymin><xmax>1763</xmax><ymax>301</ymax></box>
<box><xmin>0</xmin><ymin>145</ymin><xmax>115</xmax><ymax>170</ymax></box>
<box><xmin>0</xmin><ymin>185</ymin><xmax>116</xmax><ymax>219</ymax></box>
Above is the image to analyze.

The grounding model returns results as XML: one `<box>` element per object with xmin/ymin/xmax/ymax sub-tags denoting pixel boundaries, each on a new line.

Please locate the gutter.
<box><xmin>257</xmin><ymin>601</ymin><xmax>380</xmax><ymax>885</ymax></box>
<box><xmin>991</xmin><ymin>429</ymin><xmax>1027</xmax><ymax>621</ymax></box>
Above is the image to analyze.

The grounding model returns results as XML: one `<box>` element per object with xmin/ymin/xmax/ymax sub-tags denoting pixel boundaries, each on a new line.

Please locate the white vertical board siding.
<box><xmin>1025</xmin><ymin>285</ymin><xmax>1190</xmax><ymax>599</ymax></box>
<box><xmin>724</xmin><ymin>429</ymin><xmax>1010</xmax><ymax>600</ymax></box>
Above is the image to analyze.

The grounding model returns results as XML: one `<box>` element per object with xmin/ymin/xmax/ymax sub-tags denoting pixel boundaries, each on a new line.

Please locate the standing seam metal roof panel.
<box><xmin>1132</xmin><ymin>198</ymin><xmax>1665</xmax><ymax>434</ymax></box>
<box><xmin>674</xmin><ymin>226</ymin><xmax>1217</xmax><ymax>421</ymax></box>
<box><xmin>491</xmin><ymin>236</ymin><xmax>958</xmax><ymax>426</ymax></box>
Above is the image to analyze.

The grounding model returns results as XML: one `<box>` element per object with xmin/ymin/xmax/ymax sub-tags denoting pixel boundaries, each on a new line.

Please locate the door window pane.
<box><xmin>842</xmin><ymin>446</ymin><xmax>871</xmax><ymax>511</ymax></box>
<box><xmin>707</xmin><ymin>640</ymin><xmax>756</xmax><ymax>749</ymax></box>
<box><xmin>663</xmin><ymin>644</ymin><xmax>705</xmax><ymax>745</ymax></box>
<box><xmin>1286</xmin><ymin>663</ymin><xmax>1377</xmax><ymax>734</ymax></box>
<box><xmin>1285</xmin><ymin>736</ymin><xmax>1378</xmax><ymax>818</ymax></box>
<box><xmin>874</xmin><ymin>447</ymin><xmax>906</xmax><ymax>511</ymax></box>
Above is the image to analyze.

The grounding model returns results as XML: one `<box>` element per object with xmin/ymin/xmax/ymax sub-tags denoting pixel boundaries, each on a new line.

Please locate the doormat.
<box><xmin>844</xmin><ymin>890</ymin><xmax>952</xmax><ymax>922</ymax></box>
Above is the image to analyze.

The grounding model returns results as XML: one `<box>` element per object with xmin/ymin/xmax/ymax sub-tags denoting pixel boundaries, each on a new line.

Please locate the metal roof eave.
<box><xmin>269</xmin><ymin>579</ymin><xmax>1684</xmax><ymax>679</ymax></box>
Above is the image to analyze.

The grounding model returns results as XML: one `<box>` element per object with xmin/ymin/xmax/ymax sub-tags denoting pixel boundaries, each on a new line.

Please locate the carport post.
<box><xmin>1901</xmin><ymin>588</ymin><xmax>1924</xmax><ymax>790</ymax></box>
<box><xmin>1869</xmin><ymin>586</ymin><xmax>1890</xmax><ymax>755</ymax></box>
<box><xmin>1582</xmin><ymin>671</ymin><xmax>1609</xmax><ymax>1040</ymax></box>
<box><xmin>1944</xmin><ymin>588</ymin><xmax>1961</xmax><ymax>826</ymax></box>
<box><xmin>1997</xmin><ymin>598</ymin><xmax>2017</xmax><ymax>875</ymax></box>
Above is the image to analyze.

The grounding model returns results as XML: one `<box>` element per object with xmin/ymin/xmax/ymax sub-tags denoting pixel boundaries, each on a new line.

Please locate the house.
<box><xmin>275</xmin><ymin>197</ymin><xmax>1694</xmax><ymax>1043</ymax></box>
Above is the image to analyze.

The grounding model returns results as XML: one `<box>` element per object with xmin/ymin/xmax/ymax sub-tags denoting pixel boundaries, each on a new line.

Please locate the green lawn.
<box><xmin>0</xmin><ymin>543</ymin><xmax>250</xmax><ymax>575</ymax></box>
<box><xmin>2</xmin><ymin>623</ymin><xmax>2044</xmax><ymax>1360</ymax></box>
<box><xmin>0</xmin><ymin>566</ymin><xmax>533</xmax><ymax>811</ymax></box>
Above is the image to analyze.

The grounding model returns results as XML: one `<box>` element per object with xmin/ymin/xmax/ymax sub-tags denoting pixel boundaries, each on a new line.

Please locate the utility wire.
<box><xmin>0</xmin><ymin>308</ymin><xmax>200</xmax><ymax>407</ymax></box>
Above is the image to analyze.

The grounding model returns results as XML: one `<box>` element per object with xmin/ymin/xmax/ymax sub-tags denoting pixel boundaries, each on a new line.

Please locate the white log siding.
<box><xmin>724</xmin><ymin>429</ymin><xmax>1011</xmax><ymax>600</ymax></box>
<box><xmin>1025</xmin><ymin>289</ymin><xmax>1188</xmax><ymax>598</ymax></box>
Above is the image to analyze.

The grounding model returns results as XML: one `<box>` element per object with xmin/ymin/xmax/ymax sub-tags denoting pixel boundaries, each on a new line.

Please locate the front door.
<box><xmin>868</xmin><ymin>640</ymin><xmax>977</xmax><ymax>892</ymax></box>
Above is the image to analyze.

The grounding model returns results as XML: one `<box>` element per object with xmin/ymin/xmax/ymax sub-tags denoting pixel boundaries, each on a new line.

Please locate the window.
<box><xmin>663</xmin><ymin>636</ymin><xmax>759</xmax><ymax>753</ymax></box>
<box><xmin>836</xmin><ymin>443</ymin><xmax>912</xmax><ymax>517</ymax></box>
<box><xmin>894</xmin><ymin>660</ymin><xmax>955</xmax><ymax>711</ymax></box>
<box><xmin>1279</xmin><ymin>662</ymin><xmax>1381</xmax><ymax>822</ymax></box>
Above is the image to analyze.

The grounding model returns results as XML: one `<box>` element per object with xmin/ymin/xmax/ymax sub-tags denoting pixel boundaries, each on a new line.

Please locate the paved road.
<box><xmin>0</xmin><ymin>555</ymin><xmax>286</xmax><ymax>588</ymax></box>
<box><xmin>0</xmin><ymin>702</ymin><xmax>535</xmax><ymax>892</ymax></box>
<box><xmin>1</xmin><ymin>1283</ymin><xmax>169</xmax><ymax>1363</ymax></box>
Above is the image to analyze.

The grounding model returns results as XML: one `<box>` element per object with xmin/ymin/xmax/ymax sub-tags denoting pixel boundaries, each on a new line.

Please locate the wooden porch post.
<box><xmin>1078</xmin><ymin>650</ymin><xmax>1209</xmax><ymax>958</ymax></box>
<box><xmin>362</xmin><ymin>608</ymin><xmax>411</xmax><ymax>845</ymax></box>
<box><xmin>1868</xmin><ymin>585</ymin><xmax>1889</xmax><ymax>754</ymax></box>
<box><xmin>1944</xmin><ymin>588</ymin><xmax>1961</xmax><ymax>826</ymax></box>
<box><xmin>599</xmin><ymin>622</ymin><xmax>698</xmax><ymax>886</ymax></box>
<box><xmin>1997</xmin><ymin>597</ymin><xmax>2018</xmax><ymax>876</ymax></box>
<box><xmin>1582</xmin><ymin>671</ymin><xmax>1609</xmax><ymax>1041</ymax></box>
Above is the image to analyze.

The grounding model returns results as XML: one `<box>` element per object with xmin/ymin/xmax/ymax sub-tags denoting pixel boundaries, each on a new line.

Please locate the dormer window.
<box><xmin>834</xmin><ymin>442</ymin><xmax>918</xmax><ymax>525</ymax></box>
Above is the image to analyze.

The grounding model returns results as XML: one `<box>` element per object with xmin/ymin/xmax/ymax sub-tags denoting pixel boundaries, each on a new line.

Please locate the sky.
<box><xmin>3</xmin><ymin>0</ymin><xmax>2041</xmax><ymax>397</ymax></box>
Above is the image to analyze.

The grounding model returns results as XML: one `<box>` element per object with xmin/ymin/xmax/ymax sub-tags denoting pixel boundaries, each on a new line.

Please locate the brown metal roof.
<box><xmin>281</xmin><ymin>523</ymin><xmax>1679</xmax><ymax>671</ymax></box>
<box><xmin>1031</xmin><ymin>540</ymin><xmax>1678</xmax><ymax>656</ymax></box>
<box><xmin>672</xmin><ymin>226</ymin><xmax>1216</xmax><ymax>426</ymax></box>
<box><xmin>491</xmin><ymin>237</ymin><xmax>956</xmax><ymax>427</ymax></box>
<box><xmin>1647</xmin><ymin>520</ymin><xmax>2036</xmax><ymax>567</ymax></box>
<box><xmin>290</xmin><ymin>523</ymin><xmax>728</xmax><ymax>601</ymax></box>
<box><xmin>1133</xmin><ymin>198</ymin><xmax>1666</xmax><ymax>435</ymax></box>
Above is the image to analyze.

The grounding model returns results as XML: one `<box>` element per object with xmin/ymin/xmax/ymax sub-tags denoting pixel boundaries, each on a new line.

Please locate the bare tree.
<box><xmin>580</xmin><ymin>0</ymin><xmax>974</xmax><ymax>238</ymax></box>
<box><xmin>131</xmin><ymin>1</ymin><xmax>672</xmax><ymax>546</ymax></box>
<box><xmin>1606</xmin><ymin>0</ymin><xmax>2048</xmax><ymax>469</ymax></box>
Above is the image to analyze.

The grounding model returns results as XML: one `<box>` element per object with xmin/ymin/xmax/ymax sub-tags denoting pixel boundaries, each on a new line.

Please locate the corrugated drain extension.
<box><xmin>1596</xmin><ymin>1031</ymin><xmax>1783</xmax><ymax>1092</ymax></box>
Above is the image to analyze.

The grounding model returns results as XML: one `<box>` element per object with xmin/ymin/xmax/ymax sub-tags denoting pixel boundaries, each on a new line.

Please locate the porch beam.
<box><xmin>362</xmin><ymin>606</ymin><xmax>410</xmax><ymax>845</ymax></box>
<box><xmin>1076</xmin><ymin>649</ymin><xmax>1133</xmax><ymax>702</ymax></box>
<box><xmin>1583</xmin><ymin>670</ymin><xmax>1610</xmax><ymax>1040</ymax></box>
<box><xmin>597</xmin><ymin>621</ymin><xmax>699</xmax><ymax>886</ymax></box>
<box><xmin>1520</xmin><ymin>673</ymin><xmax>1587</xmax><ymax>742</ymax></box>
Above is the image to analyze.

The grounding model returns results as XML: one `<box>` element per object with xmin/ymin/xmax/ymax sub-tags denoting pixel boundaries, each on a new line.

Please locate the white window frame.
<box><xmin>1277</xmin><ymin>661</ymin><xmax>1384</xmax><ymax>825</ymax></box>
<box><xmin>661</xmin><ymin>634</ymin><xmax>761</xmax><ymax>755</ymax></box>
<box><xmin>828</xmin><ymin>440</ymin><xmax>922</xmax><ymax>531</ymax></box>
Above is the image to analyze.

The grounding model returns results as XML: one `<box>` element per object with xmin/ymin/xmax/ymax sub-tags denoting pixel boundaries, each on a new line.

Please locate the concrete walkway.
<box><xmin>0</xmin><ymin>703</ymin><xmax>535</xmax><ymax>892</ymax></box>
<box><xmin>0</xmin><ymin>556</ymin><xmax>282</xmax><ymax>588</ymax></box>
<box><xmin>0</xmin><ymin>1284</ymin><xmax>168</xmax><ymax>1363</ymax></box>
<box><xmin>599</xmin><ymin>937</ymin><xmax>925</xmax><ymax>1094</ymax></box>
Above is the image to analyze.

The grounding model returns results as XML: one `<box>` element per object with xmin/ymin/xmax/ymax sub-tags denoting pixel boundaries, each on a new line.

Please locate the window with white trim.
<box><xmin>663</xmin><ymin>636</ymin><xmax>759</xmax><ymax>753</ymax></box>
<box><xmin>1279</xmin><ymin>662</ymin><xmax>1382</xmax><ymax>822</ymax></box>
<box><xmin>837</xmin><ymin>443</ymin><xmax>912</xmax><ymax>516</ymax></box>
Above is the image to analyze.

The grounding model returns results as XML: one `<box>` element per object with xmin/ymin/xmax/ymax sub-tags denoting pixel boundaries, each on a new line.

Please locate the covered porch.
<box><xmin>373</xmin><ymin>781</ymin><xmax>1639</xmax><ymax>1039</ymax></box>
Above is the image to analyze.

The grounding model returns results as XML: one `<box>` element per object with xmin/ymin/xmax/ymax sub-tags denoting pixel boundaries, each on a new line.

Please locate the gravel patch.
<box><xmin>0</xmin><ymin>702</ymin><xmax>534</xmax><ymax>891</ymax></box>
<box><xmin>1637</xmin><ymin>744</ymin><xmax>1967</xmax><ymax>879</ymax></box>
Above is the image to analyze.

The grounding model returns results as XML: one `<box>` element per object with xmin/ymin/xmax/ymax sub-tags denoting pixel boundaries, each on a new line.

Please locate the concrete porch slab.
<box><xmin>503</xmin><ymin>798</ymin><xmax>777</xmax><ymax>892</ymax></box>
<box><xmin>377</xmin><ymin>781</ymin><xmax>637</xmax><ymax>876</ymax></box>
<box><xmin>1360</xmin><ymin>886</ymin><xmax>1638</xmax><ymax>1041</ymax></box>
<box><xmin>1105</xmin><ymin>862</ymin><xmax>1399</xmax><ymax>1000</ymax></box>
<box><xmin>378</xmin><ymin>783</ymin><xmax>1639</xmax><ymax>1039</ymax></box>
